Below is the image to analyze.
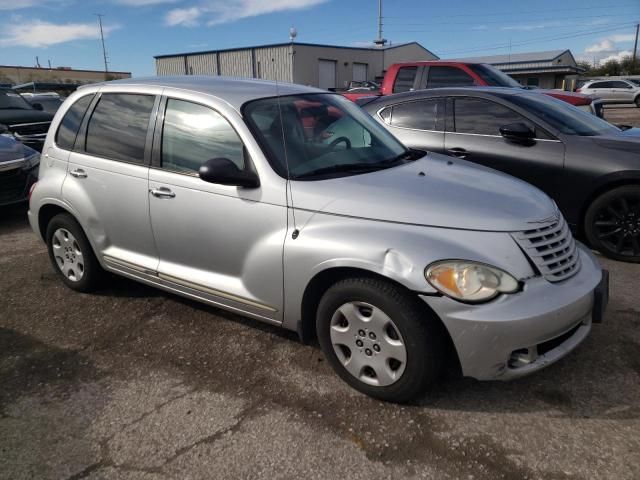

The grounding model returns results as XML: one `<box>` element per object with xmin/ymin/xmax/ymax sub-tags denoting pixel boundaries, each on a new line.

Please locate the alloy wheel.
<box><xmin>592</xmin><ymin>194</ymin><xmax>640</xmax><ymax>257</ymax></box>
<box><xmin>329</xmin><ymin>301</ymin><xmax>407</xmax><ymax>387</ymax></box>
<box><xmin>51</xmin><ymin>228</ymin><xmax>85</xmax><ymax>282</ymax></box>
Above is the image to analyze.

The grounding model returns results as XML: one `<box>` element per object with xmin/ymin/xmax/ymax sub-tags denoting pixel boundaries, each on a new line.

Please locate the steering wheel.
<box><xmin>329</xmin><ymin>136</ymin><xmax>352</xmax><ymax>151</ymax></box>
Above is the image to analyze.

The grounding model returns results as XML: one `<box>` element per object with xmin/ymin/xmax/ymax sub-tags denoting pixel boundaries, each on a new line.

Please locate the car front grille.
<box><xmin>512</xmin><ymin>214</ymin><xmax>581</xmax><ymax>282</ymax></box>
<box><xmin>0</xmin><ymin>167</ymin><xmax>28</xmax><ymax>204</ymax></box>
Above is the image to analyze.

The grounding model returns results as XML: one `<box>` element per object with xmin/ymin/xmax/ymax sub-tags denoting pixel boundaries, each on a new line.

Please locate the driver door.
<box><xmin>147</xmin><ymin>94</ymin><xmax>287</xmax><ymax>322</ymax></box>
<box><xmin>443</xmin><ymin>96</ymin><xmax>565</xmax><ymax>200</ymax></box>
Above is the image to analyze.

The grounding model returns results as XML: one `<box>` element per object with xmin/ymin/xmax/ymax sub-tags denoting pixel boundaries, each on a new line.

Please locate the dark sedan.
<box><xmin>0</xmin><ymin>134</ymin><xmax>40</xmax><ymax>206</ymax></box>
<box><xmin>362</xmin><ymin>87</ymin><xmax>640</xmax><ymax>262</ymax></box>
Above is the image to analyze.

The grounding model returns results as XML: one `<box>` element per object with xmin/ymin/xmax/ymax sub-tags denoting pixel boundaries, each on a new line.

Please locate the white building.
<box><xmin>154</xmin><ymin>42</ymin><xmax>438</xmax><ymax>90</ymax></box>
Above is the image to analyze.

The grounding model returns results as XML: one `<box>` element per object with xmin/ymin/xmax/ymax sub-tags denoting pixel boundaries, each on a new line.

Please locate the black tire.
<box><xmin>635</xmin><ymin>96</ymin><xmax>640</xmax><ymax>108</ymax></box>
<box><xmin>45</xmin><ymin>213</ymin><xmax>104</xmax><ymax>292</ymax></box>
<box><xmin>316</xmin><ymin>277</ymin><xmax>445</xmax><ymax>403</ymax></box>
<box><xmin>584</xmin><ymin>185</ymin><xmax>640</xmax><ymax>263</ymax></box>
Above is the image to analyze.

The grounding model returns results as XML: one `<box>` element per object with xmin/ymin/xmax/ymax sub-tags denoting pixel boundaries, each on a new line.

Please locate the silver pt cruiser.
<box><xmin>28</xmin><ymin>77</ymin><xmax>608</xmax><ymax>402</ymax></box>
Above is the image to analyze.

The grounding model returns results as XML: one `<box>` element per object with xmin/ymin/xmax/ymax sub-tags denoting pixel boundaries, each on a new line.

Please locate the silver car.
<box><xmin>28</xmin><ymin>77</ymin><xmax>608</xmax><ymax>402</ymax></box>
<box><xmin>578</xmin><ymin>79</ymin><xmax>640</xmax><ymax>107</ymax></box>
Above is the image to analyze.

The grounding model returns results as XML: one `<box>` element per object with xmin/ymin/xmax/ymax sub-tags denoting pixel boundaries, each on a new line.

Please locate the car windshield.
<box><xmin>243</xmin><ymin>93</ymin><xmax>412</xmax><ymax>180</ymax></box>
<box><xmin>0</xmin><ymin>89</ymin><xmax>34</xmax><ymax>110</ymax></box>
<box><xmin>468</xmin><ymin>64</ymin><xmax>522</xmax><ymax>88</ymax></box>
<box><xmin>627</xmin><ymin>78</ymin><xmax>640</xmax><ymax>87</ymax></box>
<box><xmin>508</xmin><ymin>93</ymin><xmax>621</xmax><ymax>136</ymax></box>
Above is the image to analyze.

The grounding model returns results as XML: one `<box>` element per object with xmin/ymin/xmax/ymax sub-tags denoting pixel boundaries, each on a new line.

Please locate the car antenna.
<box><xmin>273</xmin><ymin>57</ymin><xmax>299</xmax><ymax>239</ymax></box>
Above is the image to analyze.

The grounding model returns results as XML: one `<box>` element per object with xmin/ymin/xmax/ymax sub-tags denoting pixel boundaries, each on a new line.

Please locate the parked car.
<box><xmin>0</xmin><ymin>88</ymin><xmax>53</xmax><ymax>151</ymax></box>
<box><xmin>363</xmin><ymin>87</ymin><xmax>640</xmax><ymax>262</ymax></box>
<box><xmin>577</xmin><ymin>79</ymin><xmax>640</xmax><ymax>107</ymax></box>
<box><xmin>21</xmin><ymin>92</ymin><xmax>65</xmax><ymax>114</ymax></box>
<box><xmin>29</xmin><ymin>77</ymin><xmax>607</xmax><ymax>402</ymax></box>
<box><xmin>344</xmin><ymin>61</ymin><xmax>601</xmax><ymax>116</ymax></box>
<box><xmin>0</xmin><ymin>134</ymin><xmax>40</xmax><ymax>206</ymax></box>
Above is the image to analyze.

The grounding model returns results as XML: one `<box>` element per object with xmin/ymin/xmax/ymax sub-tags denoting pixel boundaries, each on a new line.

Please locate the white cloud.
<box><xmin>115</xmin><ymin>0</ymin><xmax>180</xmax><ymax>5</ymax></box>
<box><xmin>609</xmin><ymin>33</ymin><xmax>636</xmax><ymax>43</ymax></box>
<box><xmin>0</xmin><ymin>0</ymin><xmax>53</xmax><ymax>9</ymax></box>
<box><xmin>600</xmin><ymin>50</ymin><xmax>633</xmax><ymax>64</ymax></box>
<box><xmin>166</xmin><ymin>6</ymin><xmax>202</xmax><ymax>26</ymax></box>
<box><xmin>166</xmin><ymin>0</ymin><xmax>328</xmax><ymax>27</ymax></box>
<box><xmin>0</xmin><ymin>20</ymin><xmax>119</xmax><ymax>48</ymax></box>
<box><xmin>585</xmin><ymin>39</ymin><xmax>616</xmax><ymax>53</ymax></box>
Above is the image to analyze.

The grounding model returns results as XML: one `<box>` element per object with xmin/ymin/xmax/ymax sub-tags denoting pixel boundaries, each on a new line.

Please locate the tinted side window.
<box><xmin>55</xmin><ymin>94</ymin><xmax>95</xmax><ymax>150</ymax></box>
<box><xmin>161</xmin><ymin>99</ymin><xmax>244</xmax><ymax>175</ymax></box>
<box><xmin>453</xmin><ymin>97</ymin><xmax>533</xmax><ymax>136</ymax></box>
<box><xmin>611</xmin><ymin>81</ymin><xmax>631</xmax><ymax>88</ymax></box>
<box><xmin>390</xmin><ymin>99</ymin><xmax>440</xmax><ymax>131</ymax></box>
<box><xmin>590</xmin><ymin>82</ymin><xmax>610</xmax><ymax>89</ymax></box>
<box><xmin>85</xmin><ymin>93</ymin><xmax>155</xmax><ymax>163</ymax></box>
<box><xmin>393</xmin><ymin>67</ymin><xmax>418</xmax><ymax>93</ymax></box>
<box><xmin>428</xmin><ymin>66</ymin><xmax>475</xmax><ymax>88</ymax></box>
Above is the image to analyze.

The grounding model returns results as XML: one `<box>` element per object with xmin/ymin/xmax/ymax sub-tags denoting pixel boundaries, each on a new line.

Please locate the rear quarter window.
<box><xmin>55</xmin><ymin>94</ymin><xmax>95</xmax><ymax>151</ymax></box>
<box><xmin>393</xmin><ymin>67</ymin><xmax>418</xmax><ymax>94</ymax></box>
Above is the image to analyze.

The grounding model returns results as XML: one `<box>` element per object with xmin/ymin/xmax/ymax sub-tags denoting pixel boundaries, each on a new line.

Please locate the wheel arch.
<box><xmin>297</xmin><ymin>266</ymin><xmax>461</xmax><ymax>375</ymax></box>
<box><xmin>38</xmin><ymin>203</ymin><xmax>75</xmax><ymax>240</ymax></box>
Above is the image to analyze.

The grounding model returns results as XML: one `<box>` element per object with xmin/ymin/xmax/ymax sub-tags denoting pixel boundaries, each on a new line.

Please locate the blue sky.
<box><xmin>0</xmin><ymin>0</ymin><xmax>638</xmax><ymax>76</ymax></box>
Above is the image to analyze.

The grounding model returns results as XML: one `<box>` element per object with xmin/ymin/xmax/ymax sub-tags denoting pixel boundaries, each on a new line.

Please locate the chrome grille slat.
<box><xmin>512</xmin><ymin>213</ymin><xmax>581</xmax><ymax>282</ymax></box>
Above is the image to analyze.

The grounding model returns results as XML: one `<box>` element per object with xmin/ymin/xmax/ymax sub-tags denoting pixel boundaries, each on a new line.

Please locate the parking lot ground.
<box><xmin>1</xmin><ymin>204</ymin><xmax>639</xmax><ymax>480</ymax></box>
<box><xmin>603</xmin><ymin>105</ymin><xmax>640</xmax><ymax>127</ymax></box>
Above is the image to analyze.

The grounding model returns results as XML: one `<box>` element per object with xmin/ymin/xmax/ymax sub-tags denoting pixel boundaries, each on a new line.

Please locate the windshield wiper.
<box><xmin>377</xmin><ymin>148</ymin><xmax>425</xmax><ymax>166</ymax></box>
<box><xmin>294</xmin><ymin>163</ymin><xmax>389</xmax><ymax>179</ymax></box>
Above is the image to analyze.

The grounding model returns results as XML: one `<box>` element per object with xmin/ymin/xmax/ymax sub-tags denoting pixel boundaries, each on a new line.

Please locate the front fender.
<box><xmin>281</xmin><ymin>210</ymin><xmax>535</xmax><ymax>332</ymax></box>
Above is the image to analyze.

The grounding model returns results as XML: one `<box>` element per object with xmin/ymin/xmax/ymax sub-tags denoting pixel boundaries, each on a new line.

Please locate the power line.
<box><xmin>384</xmin><ymin>13</ymin><xmax>636</xmax><ymax>27</ymax></box>
<box><xmin>434</xmin><ymin>22</ymin><xmax>638</xmax><ymax>56</ymax></box>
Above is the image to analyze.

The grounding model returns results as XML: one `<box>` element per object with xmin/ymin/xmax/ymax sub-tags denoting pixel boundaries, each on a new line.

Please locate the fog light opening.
<box><xmin>508</xmin><ymin>347</ymin><xmax>538</xmax><ymax>369</ymax></box>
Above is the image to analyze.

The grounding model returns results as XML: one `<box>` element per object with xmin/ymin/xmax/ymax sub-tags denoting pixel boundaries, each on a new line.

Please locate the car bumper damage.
<box><xmin>422</xmin><ymin>245</ymin><xmax>608</xmax><ymax>381</ymax></box>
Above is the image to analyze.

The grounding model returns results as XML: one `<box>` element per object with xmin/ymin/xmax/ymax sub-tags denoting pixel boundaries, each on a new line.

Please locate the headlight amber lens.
<box><xmin>425</xmin><ymin>261</ymin><xmax>519</xmax><ymax>302</ymax></box>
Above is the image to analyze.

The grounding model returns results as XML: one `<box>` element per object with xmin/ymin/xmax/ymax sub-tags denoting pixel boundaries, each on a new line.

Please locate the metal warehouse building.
<box><xmin>154</xmin><ymin>42</ymin><xmax>437</xmax><ymax>90</ymax></box>
<box><xmin>450</xmin><ymin>49</ymin><xmax>583</xmax><ymax>90</ymax></box>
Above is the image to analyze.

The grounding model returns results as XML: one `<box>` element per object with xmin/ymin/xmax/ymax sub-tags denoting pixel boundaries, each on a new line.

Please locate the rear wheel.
<box><xmin>584</xmin><ymin>185</ymin><xmax>640</xmax><ymax>262</ymax></box>
<box><xmin>316</xmin><ymin>277</ymin><xmax>444</xmax><ymax>403</ymax></box>
<box><xmin>46</xmin><ymin>213</ymin><xmax>104</xmax><ymax>291</ymax></box>
<box><xmin>635</xmin><ymin>96</ymin><xmax>640</xmax><ymax>108</ymax></box>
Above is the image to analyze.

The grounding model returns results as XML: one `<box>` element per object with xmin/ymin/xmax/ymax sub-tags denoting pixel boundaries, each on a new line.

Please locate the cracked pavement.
<box><xmin>0</xmin><ymin>204</ymin><xmax>639</xmax><ymax>480</ymax></box>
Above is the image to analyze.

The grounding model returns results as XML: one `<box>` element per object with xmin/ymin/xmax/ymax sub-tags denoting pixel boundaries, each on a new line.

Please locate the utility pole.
<box><xmin>632</xmin><ymin>23</ymin><xmax>639</xmax><ymax>71</ymax></box>
<box><xmin>374</xmin><ymin>0</ymin><xmax>386</xmax><ymax>47</ymax></box>
<box><xmin>95</xmin><ymin>14</ymin><xmax>109</xmax><ymax>75</ymax></box>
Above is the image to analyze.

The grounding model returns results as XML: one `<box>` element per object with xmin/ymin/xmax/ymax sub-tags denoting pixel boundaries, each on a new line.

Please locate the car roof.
<box><xmin>361</xmin><ymin>86</ymin><xmax>530</xmax><ymax>108</ymax></box>
<box><xmin>89</xmin><ymin>76</ymin><xmax>327</xmax><ymax>110</ymax></box>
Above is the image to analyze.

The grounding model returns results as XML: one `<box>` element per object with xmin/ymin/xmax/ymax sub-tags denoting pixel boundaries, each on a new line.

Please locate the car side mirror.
<box><xmin>199</xmin><ymin>157</ymin><xmax>260</xmax><ymax>188</ymax></box>
<box><xmin>499</xmin><ymin>123</ymin><xmax>535</xmax><ymax>145</ymax></box>
<box><xmin>31</xmin><ymin>103</ymin><xmax>44</xmax><ymax>111</ymax></box>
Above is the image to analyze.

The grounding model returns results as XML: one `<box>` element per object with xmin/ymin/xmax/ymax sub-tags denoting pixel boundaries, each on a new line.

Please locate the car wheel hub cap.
<box><xmin>329</xmin><ymin>301</ymin><xmax>407</xmax><ymax>387</ymax></box>
<box><xmin>594</xmin><ymin>195</ymin><xmax>640</xmax><ymax>257</ymax></box>
<box><xmin>52</xmin><ymin>228</ymin><xmax>84</xmax><ymax>282</ymax></box>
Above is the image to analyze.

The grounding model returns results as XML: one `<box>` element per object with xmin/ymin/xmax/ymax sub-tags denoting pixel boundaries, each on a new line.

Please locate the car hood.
<box><xmin>0</xmin><ymin>109</ymin><xmax>54</xmax><ymax>125</ymax></box>
<box><xmin>290</xmin><ymin>152</ymin><xmax>557</xmax><ymax>232</ymax></box>
<box><xmin>0</xmin><ymin>134</ymin><xmax>38</xmax><ymax>162</ymax></box>
<box><xmin>619</xmin><ymin>127</ymin><xmax>640</xmax><ymax>138</ymax></box>
<box><xmin>587</xmin><ymin>130</ymin><xmax>640</xmax><ymax>151</ymax></box>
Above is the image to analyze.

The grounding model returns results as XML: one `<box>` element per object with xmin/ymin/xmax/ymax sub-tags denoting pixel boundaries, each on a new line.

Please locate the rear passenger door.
<box><xmin>443</xmin><ymin>96</ymin><xmax>565</xmax><ymax>199</ymax></box>
<box><xmin>609</xmin><ymin>81</ymin><xmax>635</xmax><ymax>102</ymax></box>
<box><xmin>63</xmin><ymin>88</ymin><xmax>161</xmax><ymax>274</ymax></box>
<box><xmin>376</xmin><ymin>98</ymin><xmax>445</xmax><ymax>152</ymax></box>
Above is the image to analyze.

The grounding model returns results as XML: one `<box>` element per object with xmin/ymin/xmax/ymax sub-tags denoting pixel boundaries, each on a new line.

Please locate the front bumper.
<box><xmin>422</xmin><ymin>245</ymin><xmax>606</xmax><ymax>380</ymax></box>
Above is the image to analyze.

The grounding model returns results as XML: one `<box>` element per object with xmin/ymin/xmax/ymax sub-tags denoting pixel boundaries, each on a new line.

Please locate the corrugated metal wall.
<box><xmin>156</xmin><ymin>56</ymin><xmax>185</xmax><ymax>75</ymax></box>
<box><xmin>218</xmin><ymin>50</ymin><xmax>253</xmax><ymax>77</ymax></box>
<box><xmin>186</xmin><ymin>53</ymin><xmax>218</xmax><ymax>75</ymax></box>
<box><xmin>155</xmin><ymin>46</ymin><xmax>292</xmax><ymax>81</ymax></box>
<box><xmin>254</xmin><ymin>46</ymin><xmax>292</xmax><ymax>82</ymax></box>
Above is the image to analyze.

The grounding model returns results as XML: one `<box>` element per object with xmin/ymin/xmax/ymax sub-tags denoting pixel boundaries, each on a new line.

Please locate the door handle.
<box><xmin>69</xmin><ymin>168</ymin><xmax>87</xmax><ymax>178</ymax></box>
<box><xmin>149</xmin><ymin>187</ymin><xmax>176</xmax><ymax>198</ymax></box>
<box><xmin>446</xmin><ymin>148</ymin><xmax>467</xmax><ymax>159</ymax></box>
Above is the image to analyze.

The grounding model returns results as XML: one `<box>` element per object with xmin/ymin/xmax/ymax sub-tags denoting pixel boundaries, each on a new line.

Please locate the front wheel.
<box><xmin>635</xmin><ymin>96</ymin><xmax>640</xmax><ymax>108</ymax></box>
<box><xmin>316</xmin><ymin>277</ymin><xmax>444</xmax><ymax>403</ymax></box>
<box><xmin>584</xmin><ymin>185</ymin><xmax>640</xmax><ymax>262</ymax></box>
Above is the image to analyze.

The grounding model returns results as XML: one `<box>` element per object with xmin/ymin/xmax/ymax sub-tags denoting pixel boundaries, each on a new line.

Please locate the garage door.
<box><xmin>353</xmin><ymin>63</ymin><xmax>367</xmax><ymax>83</ymax></box>
<box><xmin>318</xmin><ymin>59</ymin><xmax>336</xmax><ymax>90</ymax></box>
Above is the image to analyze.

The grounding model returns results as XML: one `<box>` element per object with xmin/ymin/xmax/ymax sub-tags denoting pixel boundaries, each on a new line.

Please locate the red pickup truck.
<box><xmin>343</xmin><ymin>61</ymin><xmax>600</xmax><ymax>115</ymax></box>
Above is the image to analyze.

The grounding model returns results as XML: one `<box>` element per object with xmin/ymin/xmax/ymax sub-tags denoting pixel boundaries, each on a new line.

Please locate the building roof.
<box><xmin>447</xmin><ymin>49</ymin><xmax>581</xmax><ymax>74</ymax></box>
<box><xmin>155</xmin><ymin>41</ymin><xmax>438</xmax><ymax>60</ymax></box>
<box><xmin>102</xmin><ymin>75</ymin><xmax>325</xmax><ymax>109</ymax></box>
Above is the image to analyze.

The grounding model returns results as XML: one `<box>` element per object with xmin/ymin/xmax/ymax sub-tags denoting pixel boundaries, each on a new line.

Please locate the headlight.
<box><xmin>425</xmin><ymin>260</ymin><xmax>520</xmax><ymax>303</ymax></box>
